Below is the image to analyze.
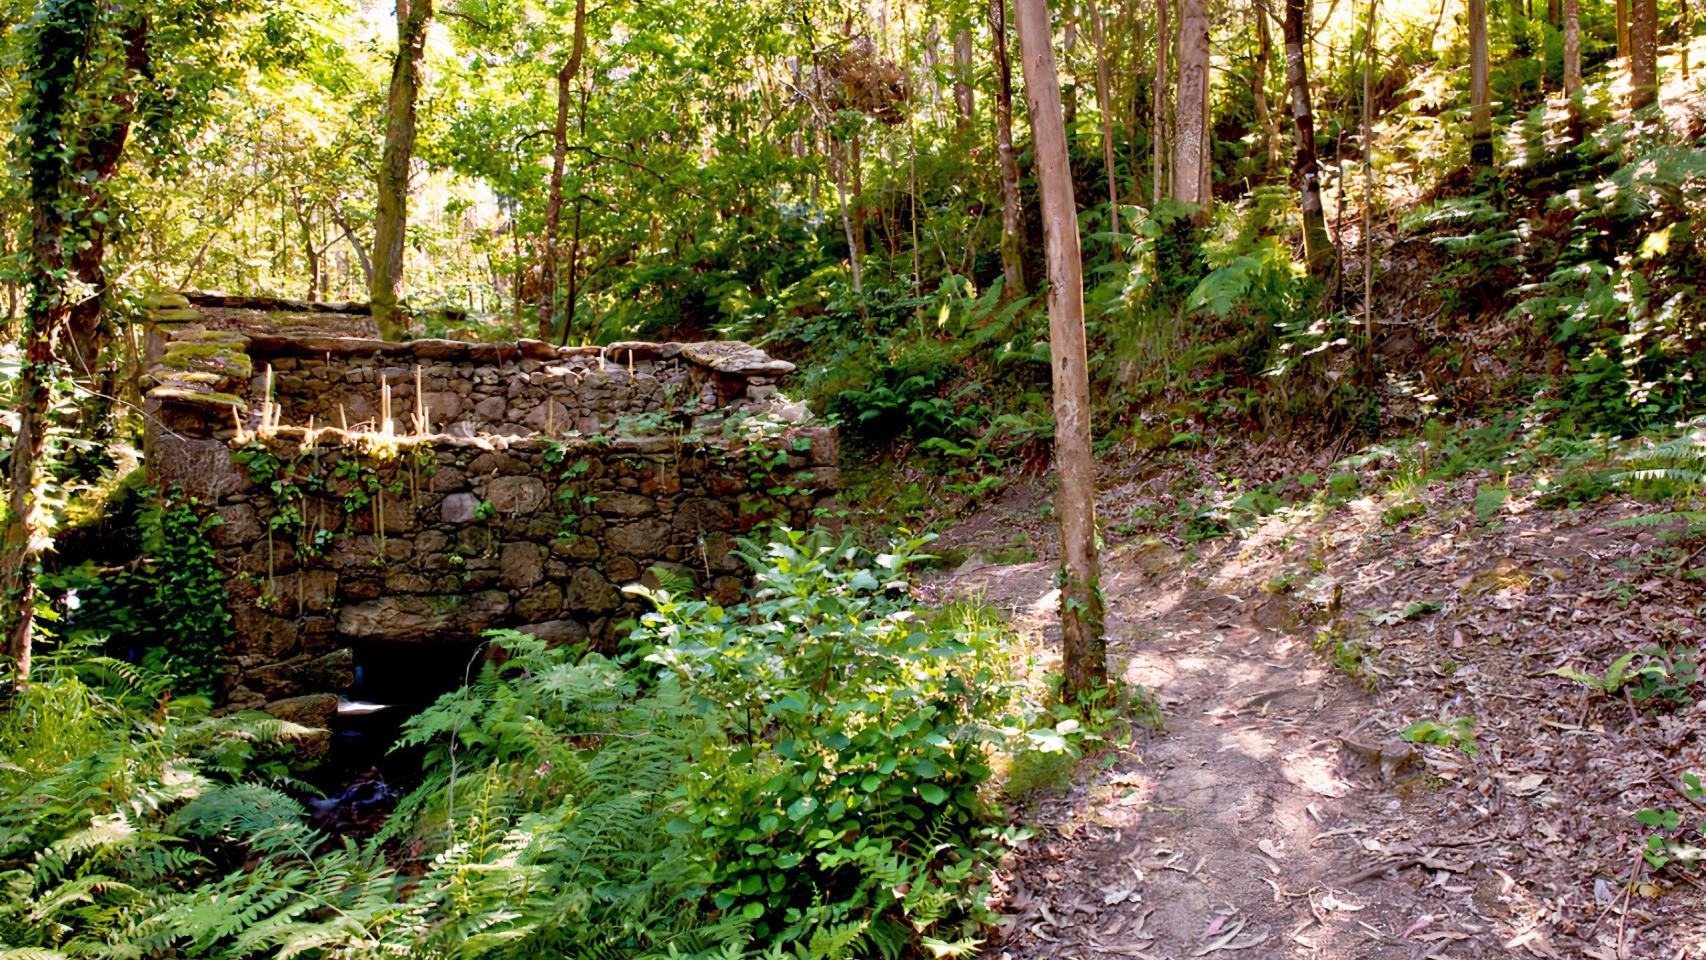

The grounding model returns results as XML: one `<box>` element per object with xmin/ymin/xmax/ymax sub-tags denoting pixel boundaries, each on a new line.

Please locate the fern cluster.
<box><xmin>2</xmin><ymin>530</ymin><xmax>1038</xmax><ymax>960</ymax></box>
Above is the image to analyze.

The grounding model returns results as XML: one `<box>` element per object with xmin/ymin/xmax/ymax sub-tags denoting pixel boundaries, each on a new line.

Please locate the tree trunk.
<box><xmin>1254</xmin><ymin>0</ymin><xmax>1281</xmax><ymax>173</ymax></box>
<box><xmin>1362</xmin><ymin>0</ymin><xmax>1377</xmax><ymax>383</ymax></box>
<box><xmin>1178</xmin><ymin>0</ymin><xmax>1211</xmax><ymax>212</ymax></box>
<box><xmin>1088</xmin><ymin>0</ymin><xmax>1121</xmax><ymax>249</ymax></box>
<box><xmin>4</xmin><ymin>0</ymin><xmax>119</xmax><ymax>683</ymax></box>
<box><xmin>954</xmin><ymin>26</ymin><xmax>976</xmax><ymax>133</ymax></box>
<box><xmin>1063</xmin><ymin>2</ymin><xmax>1078</xmax><ymax>128</ymax></box>
<box><xmin>1468</xmin><ymin>0</ymin><xmax>1492</xmax><ymax>167</ymax></box>
<box><xmin>1615</xmin><ymin>0</ymin><xmax>1629</xmax><ymax>60</ymax></box>
<box><xmin>850</xmin><ymin>135</ymin><xmax>866</xmax><ymax>259</ymax></box>
<box><xmin>1153</xmin><ymin>0</ymin><xmax>1171</xmax><ymax>204</ymax></box>
<box><xmin>370</xmin><ymin>0</ymin><xmax>433</xmax><ymax>341</ymax></box>
<box><xmin>540</xmin><ymin>0</ymin><xmax>587</xmax><ymax>340</ymax></box>
<box><xmin>990</xmin><ymin>0</ymin><xmax>1027</xmax><ymax>295</ymax></box>
<box><xmin>1628</xmin><ymin>0</ymin><xmax>1657</xmax><ymax>110</ymax></box>
<box><xmin>1013</xmin><ymin>0</ymin><xmax>1108</xmax><ymax>704</ymax></box>
<box><xmin>1283</xmin><ymin>0</ymin><xmax>1333</xmax><ymax>275</ymax></box>
<box><xmin>830</xmin><ymin>138</ymin><xmax>864</xmax><ymax>294</ymax></box>
<box><xmin>1562</xmin><ymin>0</ymin><xmax>1581</xmax><ymax>95</ymax></box>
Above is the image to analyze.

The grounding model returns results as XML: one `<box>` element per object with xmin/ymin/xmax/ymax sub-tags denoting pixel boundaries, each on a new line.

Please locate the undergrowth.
<box><xmin>0</xmin><ymin>528</ymin><xmax>1093</xmax><ymax>959</ymax></box>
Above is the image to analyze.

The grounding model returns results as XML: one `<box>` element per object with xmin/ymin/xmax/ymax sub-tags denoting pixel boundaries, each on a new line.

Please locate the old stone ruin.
<box><xmin>141</xmin><ymin>293</ymin><xmax>838</xmax><ymax>736</ymax></box>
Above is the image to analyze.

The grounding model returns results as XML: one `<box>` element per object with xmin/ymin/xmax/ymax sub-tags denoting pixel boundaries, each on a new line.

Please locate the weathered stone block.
<box><xmin>486</xmin><ymin>476</ymin><xmax>547</xmax><ymax>513</ymax></box>
<box><xmin>500</xmin><ymin>541</ymin><xmax>545</xmax><ymax>590</ymax></box>
<box><xmin>565</xmin><ymin>568</ymin><xmax>621</xmax><ymax>613</ymax></box>
<box><xmin>607</xmin><ymin>519</ymin><xmax>672</xmax><ymax>557</ymax></box>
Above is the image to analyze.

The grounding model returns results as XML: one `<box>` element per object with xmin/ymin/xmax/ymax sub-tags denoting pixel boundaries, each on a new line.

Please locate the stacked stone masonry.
<box><xmin>140</xmin><ymin>294</ymin><xmax>838</xmax><ymax>718</ymax></box>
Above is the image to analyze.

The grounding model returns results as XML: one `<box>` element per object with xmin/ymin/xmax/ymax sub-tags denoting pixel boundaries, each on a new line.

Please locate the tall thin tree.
<box><xmin>1467</xmin><ymin>0</ymin><xmax>1491</xmax><ymax>166</ymax></box>
<box><xmin>370</xmin><ymin>0</ymin><xmax>433</xmax><ymax>340</ymax></box>
<box><xmin>953</xmin><ymin>24</ymin><xmax>976</xmax><ymax>133</ymax></box>
<box><xmin>1087</xmin><ymin>0</ymin><xmax>1121</xmax><ymax>250</ymax></box>
<box><xmin>540</xmin><ymin>0</ymin><xmax>588</xmax><ymax>340</ymax></box>
<box><xmin>1253</xmin><ymin>0</ymin><xmax>1281</xmax><ymax>173</ymax></box>
<box><xmin>1628</xmin><ymin>0</ymin><xmax>1657</xmax><ymax>110</ymax></box>
<box><xmin>1283</xmin><ymin>0</ymin><xmax>1332</xmax><ymax>274</ymax></box>
<box><xmin>1153</xmin><ymin>0</ymin><xmax>1170</xmax><ymax>204</ymax></box>
<box><xmin>1172</xmin><ymin>0</ymin><xmax>1210</xmax><ymax>212</ymax></box>
<box><xmin>990</xmin><ymin>0</ymin><xmax>1026</xmax><ymax>295</ymax></box>
<box><xmin>1013</xmin><ymin>0</ymin><xmax>1108</xmax><ymax>702</ymax></box>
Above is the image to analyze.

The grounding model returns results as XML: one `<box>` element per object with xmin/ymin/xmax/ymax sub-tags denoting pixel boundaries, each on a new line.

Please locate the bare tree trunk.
<box><xmin>1088</xmin><ymin>0</ymin><xmax>1121</xmax><ymax>250</ymax></box>
<box><xmin>850</xmin><ymin>135</ymin><xmax>866</xmax><ymax>260</ymax></box>
<box><xmin>1153</xmin><ymin>0</ymin><xmax>1171</xmax><ymax>203</ymax></box>
<box><xmin>1362</xmin><ymin>0</ymin><xmax>1377</xmax><ymax>383</ymax></box>
<box><xmin>1468</xmin><ymin>0</ymin><xmax>1491</xmax><ymax>167</ymax></box>
<box><xmin>954</xmin><ymin>26</ymin><xmax>976</xmax><ymax>133</ymax></box>
<box><xmin>990</xmin><ymin>0</ymin><xmax>1026</xmax><ymax>295</ymax></box>
<box><xmin>1615</xmin><ymin>0</ymin><xmax>1630</xmax><ymax>60</ymax></box>
<box><xmin>1013</xmin><ymin>0</ymin><xmax>1108</xmax><ymax>704</ymax></box>
<box><xmin>1283</xmin><ymin>0</ymin><xmax>1333</xmax><ymax>275</ymax></box>
<box><xmin>370</xmin><ymin>0</ymin><xmax>433</xmax><ymax>340</ymax></box>
<box><xmin>1063</xmin><ymin>1</ymin><xmax>1078</xmax><ymax>128</ymax></box>
<box><xmin>540</xmin><ymin>0</ymin><xmax>588</xmax><ymax>340</ymax></box>
<box><xmin>1254</xmin><ymin>0</ymin><xmax>1281</xmax><ymax>173</ymax></box>
<box><xmin>292</xmin><ymin>197</ymin><xmax>320</xmax><ymax>303</ymax></box>
<box><xmin>831</xmin><ymin>138</ymin><xmax>864</xmax><ymax>294</ymax></box>
<box><xmin>1563</xmin><ymin>0</ymin><xmax>1582</xmax><ymax>95</ymax></box>
<box><xmin>1684</xmin><ymin>0</ymin><xmax>1692</xmax><ymax>81</ymax></box>
<box><xmin>1628</xmin><ymin>0</ymin><xmax>1657</xmax><ymax>110</ymax></box>
<box><xmin>1173</xmin><ymin>0</ymin><xmax>1214</xmax><ymax>210</ymax></box>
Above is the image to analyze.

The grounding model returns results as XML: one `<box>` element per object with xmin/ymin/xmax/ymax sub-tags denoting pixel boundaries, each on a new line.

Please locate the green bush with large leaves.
<box><xmin>0</xmin><ymin>528</ymin><xmax>1054</xmax><ymax>959</ymax></box>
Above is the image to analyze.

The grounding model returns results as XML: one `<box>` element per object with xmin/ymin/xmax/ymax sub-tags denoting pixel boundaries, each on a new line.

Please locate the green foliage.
<box><xmin>48</xmin><ymin>489</ymin><xmax>232</xmax><ymax>695</ymax></box>
<box><xmin>1399</xmin><ymin>715</ymin><xmax>1480</xmax><ymax>758</ymax></box>
<box><xmin>1637</xmin><ymin>773</ymin><xmax>1705</xmax><ymax>872</ymax></box>
<box><xmin>1548</xmin><ymin>647</ymin><xmax>1701</xmax><ymax>710</ymax></box>
<box><xmin>629</xmin><ymin>529</ymin><xmax>1016</xmax><ymax>947</ymax></box>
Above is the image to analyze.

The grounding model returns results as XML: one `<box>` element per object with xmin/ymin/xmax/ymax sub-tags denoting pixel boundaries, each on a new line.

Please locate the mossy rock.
<box><xmin>159</xmin><ymin>341</ymin><xmax>253</xmax><ymax>383</ymax></box>
<box><xmin>147</xmin><ymin>385</ymin><xmax>248</xmax><ymax>409</ymax></box>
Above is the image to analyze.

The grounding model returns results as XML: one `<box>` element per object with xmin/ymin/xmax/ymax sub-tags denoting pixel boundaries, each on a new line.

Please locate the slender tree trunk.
<box><xmin>1362</xmin><ymin>0</ymin><xmax>1377</xmax><ymax>383</ymax></box>
<box><xmin>1683</xmin><ymin>0</ymin><xmax>1692</xmax><ymax>81</ymax></box>
<box><xmin>990</xmin><ymin>0</ymin><xmax>1026</xmax><ymax>295</ymax></box>
<box><xmin>1283</xmin><ymin>0</ymin><xmax>1333</xmax><ymax>274</ymax></box>
<box><xmin>1254</xmin><ymin>1</ymin><xmax>1281</xmax><ymax>173</ymax></box>
<box><xmin>1013</xmin><ymin>0</ymin><xmax>1108</xmax><ymax>703</ymax></box>
<box><xmin>1615</xmin><ymin>0</ymin><xmax>1630</xmax><ymax>60</ymax></box>
<box><xmin>1153</xmin><ymin>0</ymin><xmax>1171</xmax><ymax>203</ymax></box>
<box><xmin>293</xmin><ymin>199</ymin><xmax>320</xmax><ymax>303</ymax></box>
<box><xmin>1063</xmin><ymin>1</ymin><xmax>1078</xmax><ymax>128</ymax></box>
<box><xmin>1088</xmin><ymin>0</ymin><xmax>1121</xmax><ymax>249</ymax></box>
<box><xmin>1468</xmin><ymin>0</ymin><xmax>1492</xmax><ymax>167</ymax></box>
<box><xmin>831</xmin><ymin>138</ymin><xmax>864</xmax><ymax>294</ymax></box>
<box><xmin>370</xmin><ymin>0</ymin><xmax>433</xmax><ymax>340</ymax></box>
<box><xmin>540</xmin><ymin>0</ymin><xmax>588</xmax><ymax>340</ymax></box>
<box><xmin>1166</xmin><ymin>0</ymin><xmax>1207</xmax><ymax>208</ymax></box>
<box><xmin>1628</xmin><ymin>0</ymin><xmax>1657</xmax><ymax>110</ymax></box>
<box><xmin>850</xmin><ymin>135</ymin><xmax>866</xmax><ymax>259</ymax></box>
<box><xmin>1562</xmin><ymin>0</ymin><xmax>1581</xmax><ymax>95</ymax></box>
<box><xmin>954</xmin><ymin>25</ymin><xmax>976</xmax><ymax>133</ymax></box>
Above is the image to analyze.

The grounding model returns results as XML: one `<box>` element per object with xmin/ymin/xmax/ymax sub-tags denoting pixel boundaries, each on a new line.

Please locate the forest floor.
<box><xmin>922</xmin><ymin>444</ymin><xmax>1706</xmax><ymax>960</ymax></box>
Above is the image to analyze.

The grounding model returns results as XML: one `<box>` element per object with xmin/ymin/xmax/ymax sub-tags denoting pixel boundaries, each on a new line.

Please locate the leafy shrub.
<box><xmin>48</xmin><ymin>489</ymin><xmax>233</xmax><ymax>694</ymax></box>
<box><xmin>630</xmin><ymin>528</ymin><xmax>1017</xmax><ymax>950</ymax></box>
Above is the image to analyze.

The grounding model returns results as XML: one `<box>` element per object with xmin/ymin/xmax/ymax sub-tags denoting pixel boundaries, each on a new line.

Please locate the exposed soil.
<box><xmin>925</xmin><ymin>451</ymin><xmax>1706</xmax><ymax>960</ymax></box>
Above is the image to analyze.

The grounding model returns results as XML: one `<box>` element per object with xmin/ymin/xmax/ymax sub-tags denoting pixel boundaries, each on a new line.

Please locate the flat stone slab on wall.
<box><xmin>139</xmin><ymin>294</ymin><xmax>838</xmax><ymax>715</ymax></box>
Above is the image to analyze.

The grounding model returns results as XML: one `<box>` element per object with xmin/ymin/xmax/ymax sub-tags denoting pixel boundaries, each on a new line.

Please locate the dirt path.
<box><xmin>924</xmin><ymin>464</ymin><xmax>1705</xmax><ymax>960</ymax></box>
<box><xmin>941</xmin><ymin>557</ymin><xmax>1455</xmax><ymax>959</ymax></box>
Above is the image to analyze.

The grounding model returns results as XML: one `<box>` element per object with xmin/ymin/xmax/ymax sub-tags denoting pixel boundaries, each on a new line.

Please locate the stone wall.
<box><xmin>140</xmin><ymin>294</ymin><xmax>838</xmax><ymax>721</ymax></box>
